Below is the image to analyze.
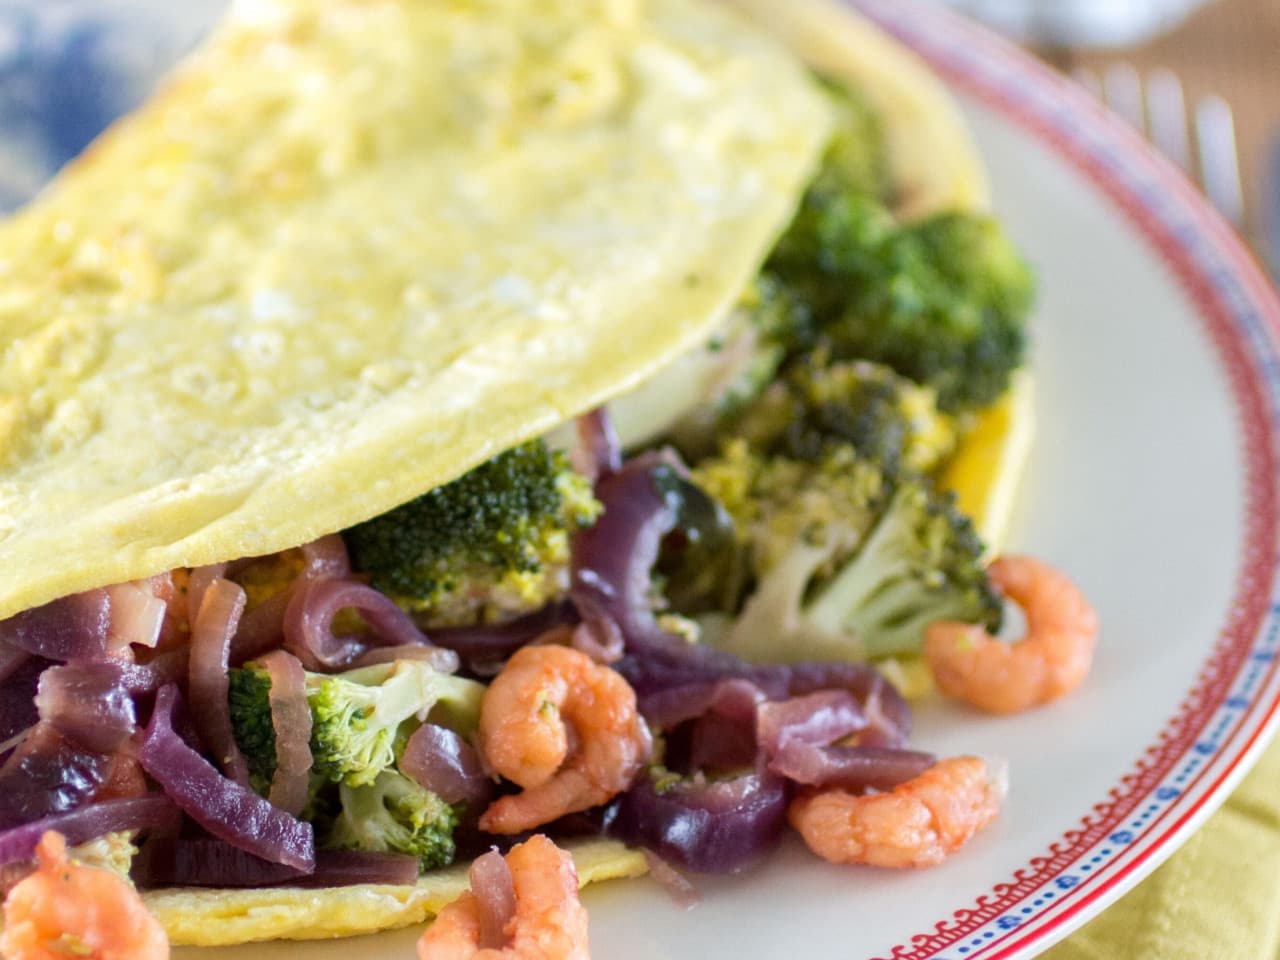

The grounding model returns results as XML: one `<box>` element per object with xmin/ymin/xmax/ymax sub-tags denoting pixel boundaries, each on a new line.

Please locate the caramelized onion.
<box><xmin>188</xmin><ymin>579</ymin><xmax>250</xmax><ymax>784</ymax></box>
<box><xmin>400</xmin><ymin>724</ymin><xmax>491</xmax><ymax>807</ymax></box>
<box><xmin>0</xmin><ymin>794</ymin><xmax>179</xmax><ymax>868</ymax></box>
<box><xmin>255</xmin><ymin>651</ymin><xmax>313</xmax><ymax>815</ymax></box>
<box><xmin>35</xmin><ymin>661</ymin><xmax>146</xmax><ymax>754</ymax></box>
<box><xmin>283</xmin><ymin>578</ymin><xmax>457</xmax><ymax>673</ymax></box>
<box><xmin>471</xmin><ymin>849</ymin><xmax>516</xmax><ymax>950</ymax></box>
<box><xmin>140</xmin><ymin>685</ymin><xmax>314</xmax><ymax>871</ymax></box>
<box><xmin>0</xmin><ymin>591</ymin><xmax>110</xmax><ymax>662</ymax></box>
<box><xmin>0</xmin><ymin>723</ymin><xmax>111</xmax><ymax>829</ymax></box>
<box><xmin>187</xmin><ymin>564</ymin><xmax>229</xmax><ymax>627</ymax></box>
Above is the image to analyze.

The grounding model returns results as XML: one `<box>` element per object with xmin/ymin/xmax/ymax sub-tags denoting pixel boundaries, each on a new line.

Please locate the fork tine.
<box><xmin>1103</xmin><ymin>63</ymin><xmax>1145</xmax><ymax>132</ymax></box>
<box><xmin>1195</xmin><ymin>95</ymin><xmax>1245</xmax><ymax>227</ymax></box>
<box><xmin>1146</xmin><ymin>69</ymin><xmax>1191</xmax><ymax>172</ymax></box>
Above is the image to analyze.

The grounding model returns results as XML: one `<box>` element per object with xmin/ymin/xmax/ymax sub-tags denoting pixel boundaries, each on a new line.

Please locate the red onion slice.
<box><xmin>1</xmin><ymin>657</ymin><xmax>49</xmax><ymax>747</ymax></box>
<box><xmin>188</xmin><ymin>579</ymin><xmax>250</xmax><ymax>784</ymax></box>
<box><xmin>0</xmin><ymin>795</ymin><xmax>179</xmax><ymax>868</ymax></box>
<box><xmin>0</xmin><ymin>723</ymin><xmax>111</xmax><ymax>829</ymax></box>
<box><xmin>300</xmin><ymin>535</ymin><xmax>352</xmax><ymax>580</ymax></box>
<box><xmin>254</xmin><ymin>651</ymin><xmax>313</xmax><ymax>815</ymax></box>
<box><xmin>400</xmin><ymin>724</ymin><xmax>492</xmax><ymax>807</ymax></box>
<box><xmin>138</xmin><ymin>839</ymin><xmax>419</xmax><ymax>888</ymax></box>
<box><xmin>140</xmin><ymin>685</ymin><xmax>315</xmax><ymax>872</ymax></box>
<box><xmin>187</xmin><ymin>564</ymin><xmax>229</xmax><ymax>626</ymax></box>
<box><xmin>429</xmin><ymin>602</ymin><xmax>576</xmax><ymax>667</ymax></box>
<box><xmin>573</xmin><ymin>408</ymin><xmax>622</xmax><ymax>481</ymax></box>
<box><xmin>610</xmin><ymin>770</ymin><xmax>790</xmax><ymax>874</ymax></box>
<box><xmin>755</xmin><ymin>691</ymin><xmax>866</xmax><ymax>758</ymax></box>
<box><xmin>35</xmin><ymin>661</ymin><xmax>143</xmax><ymax>754</ymax></box>
<box><xmin>0</xmin><ymin>591</ymin><xmax>110</xmax><ymax>662</ymax></box>
<box><xmin>283</xmin><ymin>578</ymin><xmax>458</xmax><ymax>674</ymax></box>
<box><xmin>769</xmin><ymin>742</ymin><xmax>936</xmax><ymax>791</ymax></box>
<box><xmin>470</xmin><ymin>849</ymin><xmax>516</xmax><ymax>950</ymax></box>
<box><xmin>642</xmin><ymin>850</ymin><xmax>700</xmax><ymax>910</ymax></box>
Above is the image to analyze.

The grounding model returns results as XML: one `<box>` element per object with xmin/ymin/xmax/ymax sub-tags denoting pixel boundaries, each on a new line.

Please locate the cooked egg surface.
<box><xmin>147</xmin><ymin>839</ymin><xmax>646</xmax><ymax>946</ymax></box>
<box><xmin>0</xmin><ymin>0</ymin><xmax>831</xmax><ymax>619</ymax></box>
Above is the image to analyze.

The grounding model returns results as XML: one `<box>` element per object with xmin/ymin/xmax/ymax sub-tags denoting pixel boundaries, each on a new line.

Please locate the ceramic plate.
<box><xmin>3</xmin><ymin>1</ymin><xmax>1279</xmax><ymax>958</ymax></box>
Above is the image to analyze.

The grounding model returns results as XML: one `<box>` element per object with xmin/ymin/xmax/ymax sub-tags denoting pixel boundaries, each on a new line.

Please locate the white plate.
<box><xmin>4</xmin><ymin>1</ymin><xmax>1279</xmax><ymax>958</ymax></box>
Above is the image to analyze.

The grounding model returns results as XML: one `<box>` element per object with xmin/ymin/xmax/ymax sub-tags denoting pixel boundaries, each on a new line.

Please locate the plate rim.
<box><xmin>848</xmin><ymin>2</ymin><xmax>1280</xmax><ymax>957</ymax></box>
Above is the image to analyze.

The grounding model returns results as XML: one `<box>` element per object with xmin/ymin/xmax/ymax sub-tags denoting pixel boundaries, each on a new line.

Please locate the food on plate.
<box><xmin>925</xmin><ymin>554</ymin><xmax>1100</xmax><ymax>714</ymax></box>
<box><xmin>0</xmin><ymin>831</ymin><xmax>169</xmax><ymax>960</ymax></box>
<box><xmin>788</xmin><ymin>755</ymin><xmax>1003</xmax><ymax>868</ymax></box>
<box><xmin>416</xmin><ymin>834</ymin><xmax>590</xmax><ymax>960</ymax></box>
<box><xmin>0</xmin><ymin>0</ymin><xmax>1098</xmax><ymax>952</ymax></box>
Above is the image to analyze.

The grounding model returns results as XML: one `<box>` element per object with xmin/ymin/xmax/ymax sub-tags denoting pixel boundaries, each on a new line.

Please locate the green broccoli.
<box><xmin>812</xmin><ymin>78</ymin><xmax>892</xmax><ymax>203</ymax></box>
<box><xmin>690</xmin><ymin>439</ymin><xmax>1000</xmax><ymax>664</ymax></box>
<box><xmin>228</xmin><ymin>660</ymin><xmax>485</xmax><ymax>791</ymax></box>
<box><xmin>767</xmin><ymin>185</ymin><xmax>1034</xmax><ymax>413</ymax></box>
<box><xmin>722</xmin><ymin>352</ymin><xmax>955</xmax><ymax>476</ymax></box>
<box><xmin>324</xmin><ymin>769</ymin><xmax>460</xmax><ymax>871</ymax></box>
<box><xmin>344</xmin><ymin>440</ymin><xmax>601</xmax><ymax>627</ymax></box>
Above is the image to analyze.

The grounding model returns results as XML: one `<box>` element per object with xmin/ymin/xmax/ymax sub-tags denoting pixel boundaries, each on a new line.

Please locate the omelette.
<box><xmin>0</xmin><ymin>0</ymin><xmax>1034</xmax><ymax>948</ymax></box>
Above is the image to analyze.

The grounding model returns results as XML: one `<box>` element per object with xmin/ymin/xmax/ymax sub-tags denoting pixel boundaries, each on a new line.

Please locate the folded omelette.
<box><xmin>0</xmin><ymin>0</ymin><xmax>1032</xmax><ymax>946</ymax></box>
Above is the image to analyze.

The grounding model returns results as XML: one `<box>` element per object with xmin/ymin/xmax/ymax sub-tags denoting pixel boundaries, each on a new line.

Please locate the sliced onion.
<box><xmin>255</xmin><ymin>650</ymin><xmax>313</xmax><ymax>815</ymax></box>
<box><xmin>300</xmin><ymin>535</ymin><xmax>352</xmax><ymax>580</ymax></box>
<box><xmin>400</xmin><ymin>724</ymin><xmax>492</xmax><ymax>807</ymax></box>
<box><xmin>0</xmin><ymin>723</ymin><xmax>111</xmax><ymax>829</ymax></box>
<box><xmin>610</xmin><ymin>770</ymin><xmax>790</xmax><ymax>874</ymax></box>
<box><xmin>140</xmin><ymin>685</ymin><xmax>314</xmax><ymax>872</ymax></box>
<box><xmin>0</xmin><ymin>645</ymin><xmax>30</xmax><ymax>685</ymax></box>
<box><xmin>573</xmin><ymin>408</ymin><xmax>621</xmax><ymax>481</ymax></box>
<box><xmin>348</xmin><ymin>644</ymin><xmax>460</xmax><ymax>672</ymax></box>
<box><xmin>139</xmin><ymin>839</ymin><xmax>419</xmax><ymax>889</ymax></box>
<box><xmin>569</xmin><ymin>595</ymin><xmax>625</xmax><ymax>664</ymax></box>
<box><xmin>231</xmin><ymin>590</ymin><xmax>291</xmax><ymax>665</ymax></box>
<box><xmin>35</xmin><ymin>661</ymin><xmax>144</xmax><ymax>754</ymax></box>
<box><xmin>0</xmin><ymin>591</ymin><xmax>110</xmax><ymax>662</ymax></box>
<box><xmin>430</xmin><ymin>602</ymin><xmax>576</xmax><ymax>667</ymax></box>
<box><xmin>188</xmin><ymin>579</ymin><xmax>250</xmax><ymax>784</ymax></box>
<box><xmin>0</xmin><ymin>795</ymin><xmax>179</xmax><ymax>868</ymax></box>
<box><xmin>769</xmin><ymin>742</ymin><xmax>936</xmax><ymax>791</ymax></box>
<box><xmin>283</xmin><ymin>578</ymin><xmax>457</xmax><ymax>674</ymax></box>
<box><xmin>784</xmin><ymin>661</ymin><xmax>911</xmax><ymax>747</ymax></box>
<box><xmin>570</xmin><ymin>458</ymin><xmax>690</xmax><ymax>659</ymax></box>
<box><xmin>187</xmin><ymin>564</ymin><xmax>229</xmax><ymax>626</ymax></box>
<box><xmin>470</xmin><ymin>849</ymin><xmax>516</xmax><ymax>950</ymax></box>
<box><xmin>105</xmin><ymin>582</ymin><xmax>166</xmax><ymax>652</ymax></box>
<box><xmin>755</xmin><ymin>691</ymin><xmax>866</xmax><ymax>758</ymax></box>
<box><xmin>1</xmin><ymin>657</ymin><xmax>50</xmax><ymax>746</ymax></box>
<box><xmin>642</xmin><ymin>849</ymin><xmax>700</xmax><ymax>910</ymax></box>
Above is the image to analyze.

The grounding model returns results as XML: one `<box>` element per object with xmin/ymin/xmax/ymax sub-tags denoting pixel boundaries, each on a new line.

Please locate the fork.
<box><xmin>1073</xmin><ymin>64</ymin><xmax>1245</xmax><ymax>230</ymax></box>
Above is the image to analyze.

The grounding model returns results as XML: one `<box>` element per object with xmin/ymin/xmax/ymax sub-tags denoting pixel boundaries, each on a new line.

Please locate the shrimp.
<box><xmin>417</xmin><ymin>834</ymin><xmax>589</xmax><ymax>960</ymax></box>
<box><xmin>789</xmin><ymin>756</ymin><xmax>1002</xmax><ymax>869</ymax></box>
<box><xmin>0</xmin><ymin>831</ymin><xmax>169</xmax><ymax>960</ymax></box>
<box><xmin>477</xmin><ymin>644</ymin><xmax>650</xmax><ymax>834</ymax></box>
<box><xmin>924</xmin><ymin>554</ymin><xmax>1098</xmax><ymax>715</ymax></box>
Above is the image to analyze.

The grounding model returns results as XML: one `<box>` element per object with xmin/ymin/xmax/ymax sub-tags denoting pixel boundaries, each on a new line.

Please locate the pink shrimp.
<box><xmin>924</xmin><ymin>554</ymin><xmax>1098</xmax><ymax>715</ymax></box>
<box><xmin>477</xmin><ymin>644</ymin><xmax>650</xmax><ymax>834</ymax></box>
<box><xmin>789</xmin><ymin>756</ymin><xmax>1002</xmax><ymax>869</ymax></box>
<box><xmin>0</xmin><ymin>831</ymin><xmax>169</xmax><ymax>960</ymax></box>
<box><xmin>417</xmin><ymin>834</ymin><xmax>590</xmax><ymax>960</ymax></box>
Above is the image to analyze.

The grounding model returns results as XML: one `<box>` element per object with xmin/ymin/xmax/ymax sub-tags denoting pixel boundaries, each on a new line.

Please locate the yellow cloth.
<box><xmin>1048</xmin><ymin>737</ymin><xmax>1280</xmax><ymax>959</ymax></box>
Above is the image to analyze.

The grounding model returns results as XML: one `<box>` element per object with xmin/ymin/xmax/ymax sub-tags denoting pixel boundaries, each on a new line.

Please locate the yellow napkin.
<box><xmin>1047</xmin><ymin>736</ymin><xmax>1280</xmax><ymax>959</ymax></box>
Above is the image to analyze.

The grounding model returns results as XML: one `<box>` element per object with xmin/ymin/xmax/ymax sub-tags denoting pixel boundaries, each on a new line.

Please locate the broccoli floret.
<box><xmin>691</xmin><ymin>441</ymin><xmax>1000</xmax><ymax>663</ymax></box>
<box><xmin>324</xmin><ymin>769</ymin><xmax>459</xmax><ymax>872</ymax></box>
<box><xmin>767</xmin><ymin>186</ymin><xmax>1034</xmax><ymax>413</ymax></box>
<box><xmin>228</xmin><ymin>660</ymin><xmax>486</xmax><ymax>792</ymax></box>
<box><xmin>724</xmin><ymin>353</ymin><xmax>955</xmax><ymax>475</ymax></box>
<box><xmin>228</xmin><ymin>664</ymin><xmax>276</xmax><ymax>794</ymax></box>
<box><xmin>344</xmin><ymin>440</ymin><xmax>601</xmax><ymax>627</ymax></box>
<box><xmin>813</xmin><ymin>78</ymin><xmax>892</xmax><ymax>203</ymax></box>
<box><xmin>309</xmin><ymin>661</ymin><xmax>484</xmax><ymax>787</ymax></box>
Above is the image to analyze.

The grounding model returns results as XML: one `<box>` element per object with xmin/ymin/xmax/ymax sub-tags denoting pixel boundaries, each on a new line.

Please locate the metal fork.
<box><xmin>1074</xmin><ymin>64</ymin><xmax>1245</xmax><ymax>230</ymax></box>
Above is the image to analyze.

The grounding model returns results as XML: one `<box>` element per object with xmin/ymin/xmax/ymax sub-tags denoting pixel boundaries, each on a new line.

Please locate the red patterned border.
<box><xmin>843</xmin><ymin>2</ymin><xmax>1280</xmax><ymax>958</ymax></box>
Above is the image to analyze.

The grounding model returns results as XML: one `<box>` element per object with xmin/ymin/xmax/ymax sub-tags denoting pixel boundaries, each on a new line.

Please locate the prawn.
<box><xmin>789</xmin><ymin>756</ymin><xmax>1002</xmax><ymax>869</ymax></box>
<box><xmin>477</xmin><ymin>644</ymin><xmax>650</xmax><ymax>834</ymax></box>
<box><xmin>924</xmin><ymin>554</ymin><xmax>1098</xmax><ymax>715</ymax></box>
<box><xmin>0</xmin><ymin>831</ymin><xmax>169</xmax><ymax>960</ymax></box>
<box><xmin>417</xmin><ymin>834</ymin><xmax>589</xmax><ymax>960</ymax></box>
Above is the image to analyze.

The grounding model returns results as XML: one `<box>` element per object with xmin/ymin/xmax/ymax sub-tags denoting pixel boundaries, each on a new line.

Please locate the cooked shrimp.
<box><xmin>477</xmin><ymin>644</ymin><xmax>649</xmax><ymax>834</ymax></box>
<box><xmin>417</xmin><ymin>834</ymin><xmax>589</xmax><ymax>960</ymax></box>
<box><xmin>924</xmin><ymin>554</ymin><xmax>1098</xmax><ymax>715</ymax></box>
<box><xmin>789</xmin><ymin>756</ymin><xmax>1001</xmax><ymax>869</ymax></box>
<box><xmin>0</xmin><ymin>831</ymin><xmax>169</xmax><ymax>960</ymax></box>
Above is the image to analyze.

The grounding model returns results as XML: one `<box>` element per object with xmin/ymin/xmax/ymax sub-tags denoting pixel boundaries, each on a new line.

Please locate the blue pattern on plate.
<box><xmin>0</xmin><ymin>0</ymin><xmax>224</xmax><ymax>211</ymax></box>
